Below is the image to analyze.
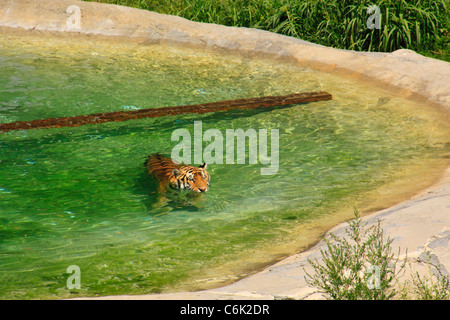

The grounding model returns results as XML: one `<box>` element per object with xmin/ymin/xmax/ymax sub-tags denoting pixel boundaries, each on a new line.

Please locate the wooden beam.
<box><xmin>0</xmin><ymin>91</ymin><xmax>332</xmax><ymax>132</ymax></box>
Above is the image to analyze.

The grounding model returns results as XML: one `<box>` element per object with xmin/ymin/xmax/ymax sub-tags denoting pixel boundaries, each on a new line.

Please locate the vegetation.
<box><xmin>304</xmin><ymin>210</ymin><xmax>406</xmax><ymax>299</ymax></box>
<box><xmin>85</xmin><ymin>0</ymin><xmax>448</xmax><ymax>61</ymax></box>
<box><xmin>304</xmin><ymin>210</ymin><xmax>450</xmax><ymax>300</ymax></box>
<box><xmin>410</xmin><ymin>270</ymin><xmax>450</xmax><ymax>300</ymax></box>
<box><xmin>399</xmin><ymin>252</ymin><xmax>450</xmax><ymax>300</ymax></box>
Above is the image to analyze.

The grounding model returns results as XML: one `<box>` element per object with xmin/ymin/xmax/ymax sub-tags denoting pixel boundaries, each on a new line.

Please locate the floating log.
<box><xmin>0</xmin><ymin>91</ymin><xmax>332</xmax><ymax>132</ymax></box>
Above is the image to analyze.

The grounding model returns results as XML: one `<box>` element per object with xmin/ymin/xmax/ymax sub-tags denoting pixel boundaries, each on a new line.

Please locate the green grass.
<box><xmin>84</xmin><ymin>0</ymin><xmax>449</xmax><ymax>61</ymax></box>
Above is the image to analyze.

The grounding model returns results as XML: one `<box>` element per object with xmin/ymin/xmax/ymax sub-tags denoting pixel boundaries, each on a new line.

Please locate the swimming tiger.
<box><xmin>145</xmin><ymin>153</ymin><xmax>210</xmax><ymax>193</ymax></box>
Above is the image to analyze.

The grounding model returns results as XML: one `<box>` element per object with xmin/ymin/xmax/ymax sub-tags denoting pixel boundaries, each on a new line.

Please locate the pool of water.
<box><xmin>0</xmin><ymin>33</ymin><xmax>449</xmax><ymax>299</ymax></box>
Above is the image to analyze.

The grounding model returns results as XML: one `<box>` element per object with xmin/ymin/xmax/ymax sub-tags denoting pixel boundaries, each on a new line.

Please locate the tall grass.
<box><xmin>86</xmin><ymin>0</ymin><xmax>448</xmax><ymax>61</ymax></box>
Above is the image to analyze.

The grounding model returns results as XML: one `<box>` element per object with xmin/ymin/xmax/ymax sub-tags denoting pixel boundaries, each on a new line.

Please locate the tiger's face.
<box><xmin>171</xmin><ymin>163</ymin><xmax>210</xmax><ymax>193</ymax></box>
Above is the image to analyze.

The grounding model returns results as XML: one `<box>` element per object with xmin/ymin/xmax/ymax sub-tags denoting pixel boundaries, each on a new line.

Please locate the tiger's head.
<box><xmin>171</xmin><ymin>163</ymin><xmax>210</xmax><ymax>193</ymax></box>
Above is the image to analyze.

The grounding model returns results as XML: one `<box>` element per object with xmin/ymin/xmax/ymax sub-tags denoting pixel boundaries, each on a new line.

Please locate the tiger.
<box><xmin>144</xmin><ymin>153</ymin><xmax>210</xmax><ymax>194</ymax></box>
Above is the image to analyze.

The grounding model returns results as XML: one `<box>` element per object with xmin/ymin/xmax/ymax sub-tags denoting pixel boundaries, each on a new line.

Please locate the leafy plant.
<box><xmin>411</xmin><ymin>270</ymin><xmax>450</xmax><ymax>300</ymax></box>
<box><xmin>304</xmin><ymin>210</ymin><xmax>406</xmax><ymax>300</ymax></box>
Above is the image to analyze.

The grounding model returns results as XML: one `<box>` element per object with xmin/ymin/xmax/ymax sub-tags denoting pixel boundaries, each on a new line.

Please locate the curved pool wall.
<box><xmin>1</xmin><ymin>0</ymin><xmax>449</xmax><ymax>111</ymax></box>
<box><xmin>1</xmin><ymin>0</ymin><xmax>449</xmax><ymax>299</ymax></box>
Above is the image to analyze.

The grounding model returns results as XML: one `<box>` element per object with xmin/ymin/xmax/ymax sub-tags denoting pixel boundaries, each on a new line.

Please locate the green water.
<box><xmin>0</xmin><ymin>34</ymin><xmax>448</xmax><ymax>299</ymax></box>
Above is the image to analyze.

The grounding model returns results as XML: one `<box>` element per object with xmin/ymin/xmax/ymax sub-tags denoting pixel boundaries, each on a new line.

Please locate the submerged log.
<box><xmin>0</xmin><ymin>91</ymin><xmax>332</xmax><ymax>132</ymax></box>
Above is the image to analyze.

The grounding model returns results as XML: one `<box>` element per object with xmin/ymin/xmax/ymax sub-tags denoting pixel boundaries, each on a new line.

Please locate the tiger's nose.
<box><xmin>198</xmin><ymin>187</ymin><xmax>207</xmax><ymax>192</ymax></box>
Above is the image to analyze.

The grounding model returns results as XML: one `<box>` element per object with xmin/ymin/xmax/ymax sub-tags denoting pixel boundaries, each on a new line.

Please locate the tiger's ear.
<box><xmin>172</xmin><ymin>169</ymin><xmax>181</xmax><ymax>177</ymax></box>
<box><xmin>199</xmin><ymin>163</ymin><xmax>207</xmax><ymax>170</ymax></box>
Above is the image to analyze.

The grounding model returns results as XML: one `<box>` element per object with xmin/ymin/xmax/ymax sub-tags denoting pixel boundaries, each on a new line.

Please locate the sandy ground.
<box><xmin>1</xmin><ymin>0</ymin><xmax>449</xmax><ymax>300</ymax></box>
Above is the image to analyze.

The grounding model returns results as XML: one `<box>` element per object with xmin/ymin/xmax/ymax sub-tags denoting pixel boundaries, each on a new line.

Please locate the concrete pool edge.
<box><xmin>1</xmin><ymin>0</ymin><xmax>449</xmax><ymax>300</ymax></box>
<box><xmin>1</xmin><ymin>0</ymin><xmax>449</xmax><ymax>112</ymax></box>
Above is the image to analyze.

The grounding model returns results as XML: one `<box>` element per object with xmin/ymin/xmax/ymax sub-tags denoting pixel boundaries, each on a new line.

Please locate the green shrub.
<box><xmin>411</xmin><ymin>270</ymin><xmax>450</xmax><ymax>300</ymax></box>
<box><xmin>304</xmin><ymin>210</ymin><xmax>406</xmax><ymax>300</ymax></box>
